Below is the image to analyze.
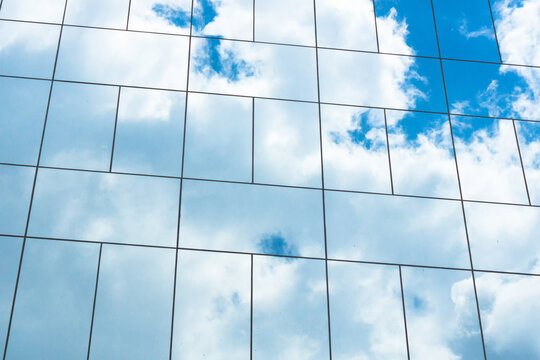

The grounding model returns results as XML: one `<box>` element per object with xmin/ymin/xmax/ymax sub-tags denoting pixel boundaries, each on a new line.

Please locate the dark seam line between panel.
<box><xmin>487</xmin><ymin>0</ymin><xmax>503</xmax><ymax>63</ymax></box>
<box><xmin>126</xmin><ymin>0</ymin><xmax>132</xmax><ymax>30</ymax></box>
<box><xmin>383</xmin><ymin>109</ymin><xmax>394</xmax><ymax>194</ymax></box>
<box><xmin>512</xmin><ymin>120</ymin><xmax>532</xmax><ymax>205</ymax></box>
<box><xmin>2</xmin><ymin>161</ymin><xmax>539</xmax><ymax>209</ymax></box>
<box><xmin>312</xmin><ymin>1</ymin><xmax>332</xmax><ymax>358</ymax></box>
<box><xmin>3</xmin><ymin>72</ymin><xmax>540</xmax><ymax>124</ymax></box>
<box><xmin>2</xmin><ymin>16</ymin><xmax>540</xmax><ymax>69</ymax></box>
<box><xmin>399</xmin><ymin>266</ymin><xmax>411</xmax><ymax>360</ymax></box>
<box><xmin>430</xmin><ymin>1</ymin><xmax>488</xmax><ymax>358</ymax></box>
<box><xmin>109</xmin><ymin>86</ymin><xmax>121</xmax><ymax>172</ymax></box>
<box><xmin>252</xmin><ymin>0</ymin><xmax>255</xmax><ymax>41</ymax></box>
<box><xmin>371</xmin><ymin>0</ymin><xmax>380</xmax><ymax>52</ymax></box>
<box><xmin>3</xmin><ymin>233</ymin><xmax>540</xmax><ymax>277</ymax></box>
<box><xmin>2</xmin><ymin>1</ymin><xmax>69</xmax><ymax>358</ymax></box>
<box><xmin>251</xmin><ymin>97</ymin><xmax>255</xmax><ymax>183</ymax></box>
<box><xmin>250</xmin><ymin>254</ymin><xmax>254</xmax><ymax>360</ymax></box>
<box><xmin>169</xmin><ymin>0</ymin><xmax>195</xmax><ymax>358</ymax></box>
<box><xmin>86</xmin><ymin>243</ymin><xmax>102</xmax><ymax>360</ymax></box>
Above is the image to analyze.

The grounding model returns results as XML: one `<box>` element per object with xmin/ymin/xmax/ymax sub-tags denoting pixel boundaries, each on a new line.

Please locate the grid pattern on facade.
<box><xmin>1</xmin><ymin>0</ymin><xmax>540</xmax><ymax>359</ymax></box>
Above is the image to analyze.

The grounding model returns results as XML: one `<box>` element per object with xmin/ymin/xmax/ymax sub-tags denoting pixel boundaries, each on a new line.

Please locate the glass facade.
<box><xmin>1</xmin><ymin>0</ymin><xmax>540</xmax><ymax>359</ymax></box>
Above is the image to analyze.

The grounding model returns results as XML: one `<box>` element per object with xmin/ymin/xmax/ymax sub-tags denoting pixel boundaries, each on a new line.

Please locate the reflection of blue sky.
<box><xmin>0</xmin><ymin>237</ymin><xmax>22</xmax><ymax>350</ymax></box>
<box><xmin>258</xmin><ymin>234</ymin><xmax>298</xmax><ymax>257</ymax></box>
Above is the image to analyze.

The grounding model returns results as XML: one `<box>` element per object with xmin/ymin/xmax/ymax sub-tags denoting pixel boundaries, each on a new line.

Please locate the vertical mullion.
<box><xmin>371</xmin><ymin>0</ymin><xmax>380</xmax><ymax>52</ymax></box>
<box><xmin>312</xmin><ymin>0</ymin><xmax>332</xmax><ymax>358</ymax></box>
<box><xmin>250</xmin><ymin>254</ymin><xmax>254</xmax><ymax>360</ymax></box>
<box><xmin>383</xmin><ymin>109</ymin><xmax>394</xmax><ymax>195</ymax></box>
<box><xmin>512</xmin><ymin>120</ymin><xmax>532</xmax><ymax>205</ymax></box>
<box><xmin>429</xmin><ymin>1</ymin><xmax>488</xmax><ymax>359</ymax></box>
<box><xmin>2</xmin><ymin>1</ymin><xmax>69</xmax><ymax>358</ymax></box>
<box><xmin>486</xmin><ymin>0</ymin><xmax>503</xmax><ymax>63</ymax></box>
<box><xmin>252</xmin><ymin>0</ymin><xmax>255</xmax><ymax>41</ymax></box>
<box><xmin>252</xmin><ymin>97</ymin><xmax>255</xmax><ymax>183</ymax></box>
<box><xmin>109</xmin><ymin>86</ymin><xmax>121</xmax><ymax>173</ymax></box>
<box><xmin>169</xmin><ymin>0</ymin><xmax>195</xmax><ymax>358</ymax></box>
<box><xmin>86</xmin><ymin>243</ymin><xmax>103</xmax><ymax>360</ymax></box>
<box><xmin>126</xmin><ymin>0</ymin><xmax>132</xmax><ymax>30</ymax></box>
<box><xmin>398</xmin><ymin>266</ymin><xmax>411</xmax><ymax>360</ymax></box>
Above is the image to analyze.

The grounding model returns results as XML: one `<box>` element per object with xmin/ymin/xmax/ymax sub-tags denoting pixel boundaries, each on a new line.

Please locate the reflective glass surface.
<box><xmin>2</xmin><ymin>0</ymin><xmax>539</xmax><ymax>358</ymax></box>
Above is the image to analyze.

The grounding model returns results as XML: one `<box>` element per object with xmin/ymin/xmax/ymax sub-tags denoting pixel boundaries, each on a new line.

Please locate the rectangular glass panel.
<box><xmin>452</xmin><ymin>116</ymin><xmax>528</xmax><ymax>204</ymax></box>
<box><xmin>252</xmin><ymin>256</ymin><xmax>329</xmax><ymax>359</ymax></box>
<box><xmin>0</xmin><ymin>0</ymin><xmax>65</xmax><ymax>23</ymax></box>
<box><xmin>401</xmin><ymin>267</ymin><xmax>484</xmax><ymax>360</ymax></box>
<box><xmin>432</xmin><ymin>0</ymin><xmax>500</xmax><ymax>62</ymax></box>
<box><xmin>318</xmin><ymin>50</ymin><xmax>446</xmax><ymax>112</ymax></box>
<box><xmin>315</xmin><ymin>0</ymin><xmax>377</xmax><ymax>52</ymax></box>
<box><xmin>172</xmin><ymin>250</ymin><xmax>250</xmax><ymax>360</ymax></box>
<box><xmin>328</xmin><ymin>261</ymin><xmax>408</xmax><ymax>359</ymax></box>
<box><xmin>56</xmin><ymin>27</ymin><xmax>190</xmax><ymax>89</ymax></box>
<box><xmin>254</xmin><ymin>98</ymin><xmax>321</xmax><ymax>187</ymax></box>
<box><xmin>387</xmin><ymin>110</ymin><xmax>460</xmax><ymax>198</ymax></box>
<box><xmin>321</xmin><ymin>105</ymin><xmax>391</xmax><ymax>193</ymax></box>
<box><xmin>65</xmin><ymin>0</ymin><xmax>130</xmax><ymax>28</ymax></box>
<box><xmin>475</xmin><ymin>271</ymin><xmax>540</xmax><ymax>359</ymax></box>
<box><xmin>255</xmin><ymin>0</ymin><xmax>314</xmax><ymax>46</ymax></box>
<box><xmin>0</xmin><ymin>21</ymin><xmax>60</xmax><ymax>78</ymax></box>
<box><xmin>41</xmin><ymin>82</ymin><xmax>118</xmax><ymax>171</ymax></box>
<box><xmin>89</xmin><ymin>245</ymin><xmax>175</xmax><ymax>360</ymax></box>
<box><xmin>375</xmin><ymin>0</ymin><xmax>439</xmax><ymax>57</ymax></box>
<box><xmin>0</xmin><ymin>165</ymin><xmax>34</xmax><ymax>236</ymax></box>
<box><xmin>112</xmin><ymin>87</ymin><xmax>185</xmax><ymax>177</ymax></box>
<box><xmin>325</xmin><ymin>190</ymin><xmax>470</xmax><ymax>268</ymax></box>
<box><xmin>193</xmin><ymin>0</ymin><xmax>253</xmax><ymax>40</ymax></box>
<box><xmin>0</xmin><ymin>77</ymin><xmax>50</xmax><ymax>165</ymax></box>
<box><xmin>28</xmin><ymin>169</ymin><xmax>180</xmax><ymax>246</ymax></box>
<box><xmin>465</xmin><ymin>202</ymin><xmax>540</xmax><ymax>274</ymax></box>
<box><xmin>128</xmin><ymin>0</ymin><xmax>192</xmax><ymax>35</ymax></box>
<box><xmin>180</xmin><ymin>180</ymin><xmax>325</xmax><ymax>257</ymax></box>
<box><xmin>184</xmin><ymin>93</ymin><xmax>252</xmax><ymax>182</ymax></box>
<box><xmin>189</xmin><ymin>37</ymin><xmax>318</xmax><ymax>101</ymax></box>
<box><xmin>6</xmin><ymin>239</ymin><xmax>99</xmax><ymax>359</ymax></box>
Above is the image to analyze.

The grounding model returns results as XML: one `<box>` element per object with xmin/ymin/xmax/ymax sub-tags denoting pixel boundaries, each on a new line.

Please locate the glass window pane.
<box><xmin>253</xmin><ymin>256</ymin><xmax>329</xmax><ymax>359</ymax></box>
<box><xmin>112</xmin><ymin>87</ymin><xmax>185</xmax><ymax>177</ymax></box>
<box><xmin>325</xmin><ymin>191</ymin><xmax>470</xmax><ymax>268</ymax></box>
<box><xmin>28</xmin><ymin>169</ymin><xmax>180</xmax><ymax>246</ymax></box>
<box><xmin>319</xmin><ymin>50</ymin><xmax>446</xmax><ymax>112</ymax></box>
<box><xmin>328</xmin><ymin>261</ymin><xmax>408</xmax><ymax>359</ymax></box>
<box><xmin>452</xmin><ymin>116</ymin><xmax>528</xmax><ymax>204</ymax></box>
<box><xmin>254</xmin><ymin>99</ymin><xmax>321</xmax><ymax>187</ymax></box>
<box><xmin>189</xmin><ymin>38</ymin><xmax>318</xmax><ymax>101</ymax></box>
<box><xmin>387</xmin><ymin>110</ymin><xmax>460</xmax><ymax>198</ymax></box>
<box><xmin>475</xmin><ymin>272</ymin><xmax>540</xmax><ymax>359</ymax></box>
<box><xmin>180</xmin><ymin>180</ymin><xmax>325</xmax><ymax>257</ymax></box>
<box><xmin>56</xmin><ymin>27</ymin><xmax>190</xmax><ymax>89</ymax></box>
<box><xmin>0</xmin><ymin>165</ymin><xmax>34</xmax><ymax>236</ymax></box>
<box><xmin>6</xmin><ymin>239</ymin><xmax>99</xmax><ymax>359</ymax></box>
<box><xmin>65</xmin><ymin>0</ymin><xmax>130</xmax><ymax>28</ymax></box>
<box><xmin>0</xmin><ymin>0</ymin><xmax>65</xmax><ymax>23</ymax></box>
<box><xmin>0</xmin><ymin>237</ymin><xmax>22</xmax><ymax>349</ymax></box>
<box><xmin>193</xmin><ymin>0</ymin><xmax>253</xmax><ymax>40</ymax></box>
<box><xmin>321</xmin><ymin>105</ymin><xmax>391</xmax><ymax>193</ymax></box>
<box><xmin>0</xmin><ymin>77</ymin><xmax>50</xmax><ymax>165</ymax></box>
<box><xmin>41</xmin><ymin>82</ymin><xmax>118</xmax><ymax>171</ymax></box>
<box><xmin>401</xmin><ymin>267</ymin><xmax>484</xmax><ymax>360</ymax></box>
<box><xmin>255</xmin><ymin>0</ymin><xmax>314</xmax><ymax>46</ymax></box>
<box><xmin>432</xmin><ymin>0</ymin><xmax>500</xmax><ymax>62</ymax></box>
<box><xmin>375</xmin><ymin>0</ymin><xmax>439</xmax><ymax>57</ymax></box>
<box><xmin>184</xmin><ymin>93</ymin><xmax>252</xmax><ymax>182</ymax></box>
<box><xmin>315</xmin><ymin>0</ymin><xmax>377</xmax><ymax>52</ymax></box>
<box><xmin>89</xmin><ymin>245</ymin><xmax>175</xmax><ymax>360</ymax></box>
<box><xmin>172</xmin><ymin>250</ymin><xmax>250</xmax><ymax>360</ymax></box>
<box><xmin>0</xmin><ymin>21</ymin><xmax>60</xmax><ymax>78</ymax></box>
<box><xmin>465</xmin><ymin>202</ymin><xmax>540</xmax><ymax>274</ymax></box>
<box><xmin>128</xmin><ymin>0</ymin><xmax>192</xmax><ymax>35</ymax></box>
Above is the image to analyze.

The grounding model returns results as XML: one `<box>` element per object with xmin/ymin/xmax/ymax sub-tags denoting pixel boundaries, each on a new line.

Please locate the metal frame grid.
<box><xmin>0</xmin><ymin>0</ymin><xmax>538</xmax><ymax>359</ymax></box>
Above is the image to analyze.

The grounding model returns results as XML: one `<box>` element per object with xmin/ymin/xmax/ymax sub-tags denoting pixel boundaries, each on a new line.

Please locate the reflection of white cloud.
<box><xmin>0</xmin><ymin>0</ymin><xmax>65</xmax><ymax>23</ymax></box>
<box><xmin>476</xmin><ymin>272</ymin><xmax>540</xmax><ymax>359</ymax></box>
<box><xmin>196</xmin><ymin>0</ymin><xmax>252</xmax><ymax>40</ymax></box>
<box><xmin>128</xmin><ymin>0</ymin><xmax>191</xmax><ymax>34</ymax></box>
<box><xmin>458</xmin><ymin>19</ymin><xmax>494</xmax><ymax>40</ymax></box>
